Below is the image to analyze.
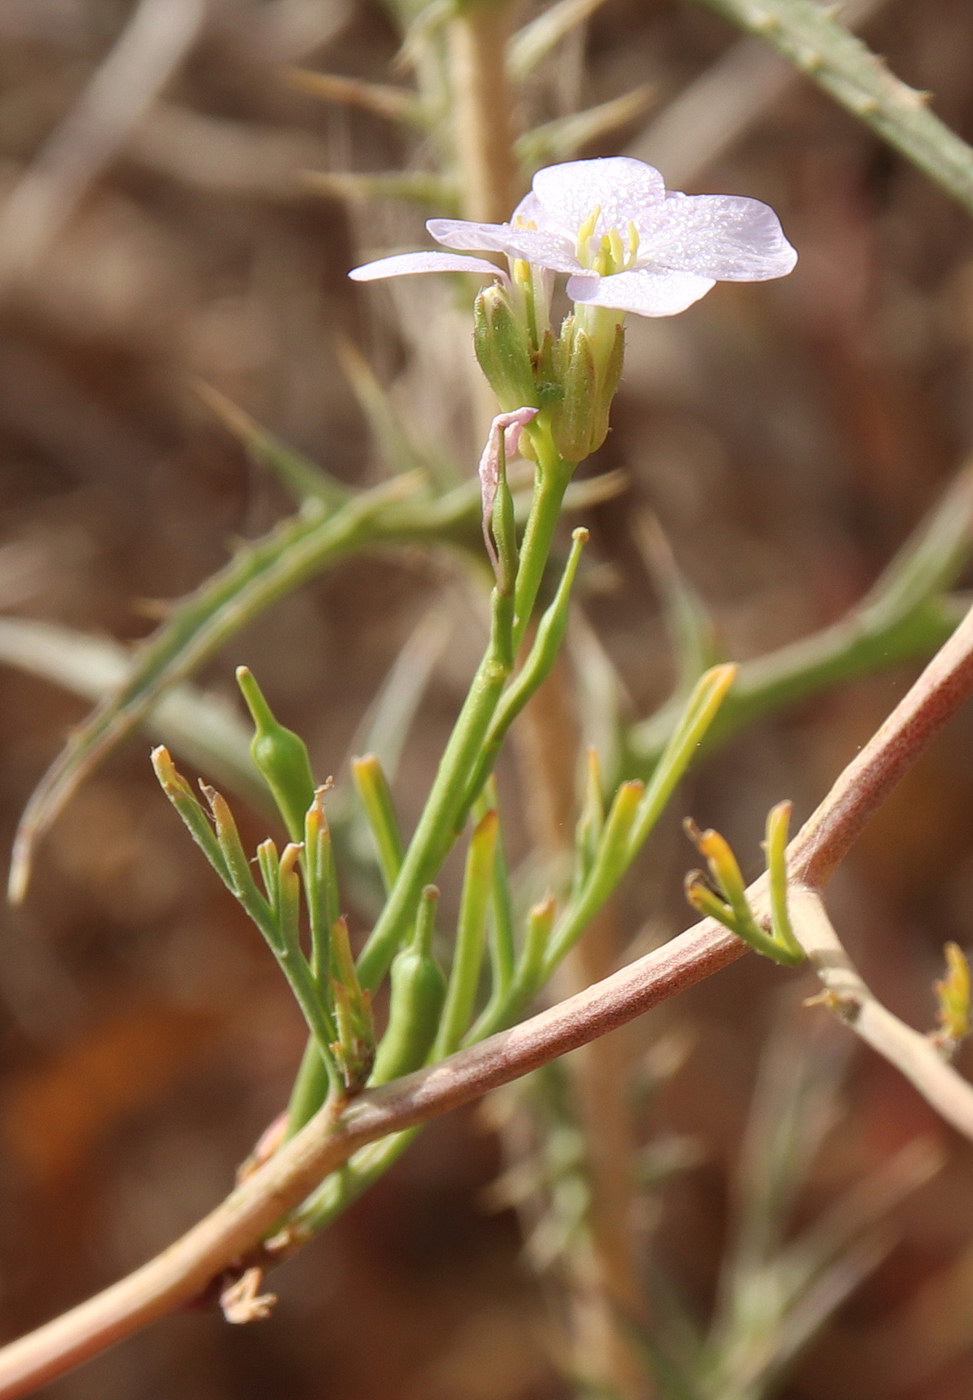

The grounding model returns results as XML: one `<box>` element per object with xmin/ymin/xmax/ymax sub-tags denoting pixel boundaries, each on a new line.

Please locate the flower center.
<box><xmin>575</xmin><ymin>207</ymin><xmax>640</xmax><ymax>276</ymax></box>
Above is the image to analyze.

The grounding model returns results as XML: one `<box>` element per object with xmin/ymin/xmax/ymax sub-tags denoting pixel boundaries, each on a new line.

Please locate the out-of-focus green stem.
<box><xmin>697</xmin><ymin>0</ymin><xmax>973</xmax><ymax>216</ymax></box>
<box><xmin>630</xmin><ymin>462</ymin><xmax>973</xmax><ymax>777</ymax></box>
<box><xmin>291</xmin><ymin>1130</ymin><xmax>419</xmax><ymax>1235</ymax></box>
<box><xmin>625</xmin><ymin>595</ymin><xmax>964</xmax><ymax>779</ymax></box>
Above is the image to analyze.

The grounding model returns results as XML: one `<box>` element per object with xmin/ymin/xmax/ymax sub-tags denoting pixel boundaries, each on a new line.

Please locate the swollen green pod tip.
<box><xmin>236</xmin><ymin>666</ymin><xmax>317</xmax><ymax>843</ymax></box>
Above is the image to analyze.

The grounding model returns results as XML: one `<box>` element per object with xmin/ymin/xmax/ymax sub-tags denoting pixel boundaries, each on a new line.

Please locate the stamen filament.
<box><xmin>576</xmin><ymin>205</ymin><xmax>602</xmax><ymax>265</ymax></box>
<box><xmin>626</xmin><ymin>220</ymin><xmax>640</xmax><ymax>266</ymax></box>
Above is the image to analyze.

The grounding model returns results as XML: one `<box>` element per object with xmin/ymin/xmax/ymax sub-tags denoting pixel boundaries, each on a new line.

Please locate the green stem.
<box><xmin>284</xmin><ymin>1040</ymin><xmax>332</xmax><ymax>1139</ymax></box>
<box><xmin>355</xmin><ymin>436</ymin><xmax>579</xmax><ymax>990</ymax></box>
<box><xmin>355</xmin><ymin>592</ymin><xmax>513</xmax><ymax>989</ymax></box>
<box><xmin>513</xmin><ymin>423</ymin><xmax>576</xmax><ymax>648</ymax></box>
<box><xmin>435</xmin><ymin>809</ymin><xmax>499</xmax><ymax>1056</ymax></box>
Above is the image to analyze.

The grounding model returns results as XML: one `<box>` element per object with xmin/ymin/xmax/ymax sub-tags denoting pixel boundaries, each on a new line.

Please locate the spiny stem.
<box><xmin>698</xmin><ymin>0</ymin><xmax>973</xmax><ymax>215</ymax></box>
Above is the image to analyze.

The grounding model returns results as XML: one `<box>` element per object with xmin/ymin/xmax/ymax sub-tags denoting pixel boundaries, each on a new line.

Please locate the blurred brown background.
<box><xmin>2</xmin><ymin>1</ymin><xmax>973</xmax><ymax>1397</ymax></box>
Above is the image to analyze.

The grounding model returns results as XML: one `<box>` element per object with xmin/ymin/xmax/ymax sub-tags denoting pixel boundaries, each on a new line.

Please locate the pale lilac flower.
<box><xmin>349</xmin><ymin>156</ymin><xmax>797</xmax><ymax>317</ymax></box>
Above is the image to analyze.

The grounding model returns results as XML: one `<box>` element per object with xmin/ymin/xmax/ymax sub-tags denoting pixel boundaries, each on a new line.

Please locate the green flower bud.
<box><xmin>549</xmin><ymin>314</ymin><xmax>625</xmax><ymax>461</ymax></box>
<box><xmin>473</xmin><ymin>285</ymin><xmax>539</xmax><ymax>413</ymax></box>
<box><xmin>550</xmin><ymin>316</ymin><xmax>596</xmax><ymax>461</ymax></box>
<box><xmin>589</xmin><ymin>320</ymin><xmax>625</xmax><ymax>457</ymax></box>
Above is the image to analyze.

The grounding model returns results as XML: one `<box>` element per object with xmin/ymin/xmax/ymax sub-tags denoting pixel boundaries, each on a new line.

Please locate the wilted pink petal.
<box><xmin>349</xmin><ymin>251</ymin><xmax>508</xmax><ymax>282</ymax></box>
<box><xmin>478</xmin><ymin>407</ymin><xmax>539</xmax><ymax>567</ymax></box>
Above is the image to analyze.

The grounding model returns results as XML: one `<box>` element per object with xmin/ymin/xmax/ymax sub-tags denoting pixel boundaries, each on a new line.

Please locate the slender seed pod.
<box><xmin>370</xmin><ymin>887</ymin><xmax>447</xmax><ymax>1086</ymax></box>
<box><xmin>236</xmin><ymin>666</ymin><xmax>316</xmax><ymax>842</ymax></box>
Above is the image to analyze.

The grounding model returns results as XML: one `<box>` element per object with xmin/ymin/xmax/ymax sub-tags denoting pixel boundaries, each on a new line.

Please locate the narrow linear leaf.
<box><xmin>9</xmin><ymin>474</ymin><xmax>422</xmax><ymax>901</ymax></box>
<box><xmin>0</xmin><ymin>616</ymin><xmax>261</xmax><ymax>807</ymax></box>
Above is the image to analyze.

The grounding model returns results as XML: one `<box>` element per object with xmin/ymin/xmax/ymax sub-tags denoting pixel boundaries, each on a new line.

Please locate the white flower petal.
<box><xmin>636</xmin><ymin>193</ymin><xmax>798</xmax><ymax>281</ymax></box>
<box><xmin>568</xmin><ymin>267</ymin><xmax>716</xmax><ymax>317</ymax></box>
<box><xmin>427</xmin><ymin>218</ymin><xmax>580</xmax><ymax>274</ymax></box>
<box><xmin>349</xmin><ymin>251</ymin><xmax>507</xmax><ymax>282</ymax></box>
<box><xmin>530</xmin><ymin>158</ymin><xmax>666</xmax><ymax>239</ymax></box>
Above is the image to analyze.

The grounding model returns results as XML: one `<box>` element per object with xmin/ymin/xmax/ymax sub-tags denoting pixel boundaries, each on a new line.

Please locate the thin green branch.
<box><xmin>5</xmin><ymin>596</ymin><xmax>973</xmax><ymax>1399</ymax></box>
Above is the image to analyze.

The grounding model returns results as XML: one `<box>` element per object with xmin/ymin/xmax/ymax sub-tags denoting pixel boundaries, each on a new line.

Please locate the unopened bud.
<box><xmin>549</xmin><ymin>315</ymin><xmax>625</xmax><ymax>461</ymax></box>
<box><xmin>550</xmin><ymin>317</ymin><xmax>595</xmax><ymax>461</ymax></box>
<box><xmin>473</xmin><ymin>285</ymin><xmax>539</xmax><ymax>413</ymax></box>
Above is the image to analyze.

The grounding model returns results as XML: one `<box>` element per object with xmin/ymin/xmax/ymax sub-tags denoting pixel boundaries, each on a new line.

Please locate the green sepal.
<box><xmin>550</xmin><ymin>317</ymin><xmax>597</xmax><ymax>461</ymax></box>
<box><xmin>473</xmin><ymin>285</ymin><xmax>540</xmax><ymax>414</ymax></box>
<box><xmin>590</xmin><ymin>320</ymin><xmax>625</xmax><ymax>456</ymax></box>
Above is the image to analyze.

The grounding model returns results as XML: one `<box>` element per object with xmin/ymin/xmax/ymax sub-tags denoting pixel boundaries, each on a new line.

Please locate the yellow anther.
<box><xmin>513</xmin><ymin>257</ymin><xmax>532</xmax><ymax>287</ymax></box>
<box><xmin>607</xmin><ymin>227</ymin><xmax>624</xmax><ymax>272</ymax></box>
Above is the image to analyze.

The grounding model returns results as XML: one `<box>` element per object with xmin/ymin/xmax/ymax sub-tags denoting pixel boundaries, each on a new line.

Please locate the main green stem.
<box><xmin>355</xmin><ymin>421</ymin><xmax>575</xmax><ymax>991</ymax></box>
